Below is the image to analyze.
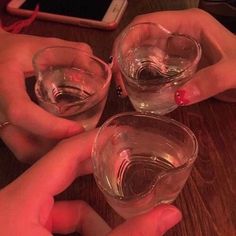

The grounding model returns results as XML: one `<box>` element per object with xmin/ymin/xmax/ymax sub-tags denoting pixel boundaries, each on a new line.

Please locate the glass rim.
<box><xmin>33</xmin><ymin>45</ymin><xmax>112</xmax><ymax>106</ymax></box>
<box><xmin>92</xmin><ymin>111</ymin><xmax>198</xmax><ymax>200</ymax></box>
<box><xmin>117</xmin><ymin>22</ymin><xmax>202</xmax><ymax>84</ymax></box>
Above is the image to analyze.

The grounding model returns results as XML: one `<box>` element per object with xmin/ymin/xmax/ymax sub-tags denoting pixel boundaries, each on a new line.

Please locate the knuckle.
<box><xmin>188</xmin><ymin>8</ymin><xmax>210</xmax><ymax>19</ymax></box>
<box><xmin>44</xmin><ymin>37</ymin><xmax>64</xmax><ymax>45</ymax></box>
<box><xmin>44</xmin><ymin>38</ymin><xmax>92</xmax><ymax>54</ymax></box>
<box><xmin>76</xmin><ymin>43</ymin><xmax>93</xmax><ymax>54</ymax></box>
<box><xmin>132</xmin><ymin>14</ymin><xmax>146</xmax><ymax>23</ymax></box>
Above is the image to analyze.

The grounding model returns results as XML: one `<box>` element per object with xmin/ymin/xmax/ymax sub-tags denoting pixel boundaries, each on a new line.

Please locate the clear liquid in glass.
<box><xmin>122</xmin><ymin>46</ymin><xmax>193</xmax><ymax>114</ymax></box>
<box><xmin>35</xmin><ymin>67</ymin><xmax>108</xmax><ymax>130</ymax></box>
<box><xmin>100</xmin><ymin>132</ymin><xmax>190</xmax><ymax>218</ymax></box>
<box><xmin>117</xmin><ymin>154</ymin><xmax>175</xmax><ymax>199</ymax></box>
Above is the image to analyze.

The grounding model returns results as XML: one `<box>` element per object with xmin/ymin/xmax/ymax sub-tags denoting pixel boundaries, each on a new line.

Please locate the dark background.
<box><xmin>21</xmin><ymin>0</ymin><xmax>112</xmax><ymax>20</ymax></box>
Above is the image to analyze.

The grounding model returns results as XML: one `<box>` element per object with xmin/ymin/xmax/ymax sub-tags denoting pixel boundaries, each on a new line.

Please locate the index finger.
<box><xmin>6</xmin><ymin>129</ymin><xmax>98</xmax><ymax>198</ymax></box>
<box><xmin>131</xmin><ymin>8</ymin><xmax>232</xmax><ymax>43</ymax></box>
<box><xmin>0</xmin><ymin>64</ymin><xmax>83</xmax><ymax>138</ymax></box>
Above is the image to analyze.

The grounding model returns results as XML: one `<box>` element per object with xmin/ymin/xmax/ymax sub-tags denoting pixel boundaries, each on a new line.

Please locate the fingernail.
<box><xmin>114</xmin><ymin>73</ymin><xmax>128</xmax><ymax>98</ymax></box>
<box><xmin>116</xmin><ymin>85</ymin><xmax>123</xmax><ymax>97</ymax></box>
<box><xmin>161</xmin><ymin>206</ymin><xmax>182</xmax><ymax>221</ymax></box>
<box><xmin>67</xmin><ymin>125</ymin><xmax>84</xmax><ymax>137</ymax></box>
<box><xmin>175</xmin><ymin>89</ymin><xmax>190</xmax><ymax>106</ymax></box>
<box><xmin>109</xmin><ymin>56</ymin><xmax>113</xmax><ymax>64</ymax></box>
<box><xmin>161</xmin><ymin>206</ymin><xmax>182</xmax><ymax>228</ymax></box>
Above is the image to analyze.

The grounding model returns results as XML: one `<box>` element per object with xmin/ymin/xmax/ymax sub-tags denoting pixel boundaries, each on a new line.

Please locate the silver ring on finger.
<box><xmin>0</xmin><ymin>121</ymin><xmax>10</xmax><ymax>129</ymax></box>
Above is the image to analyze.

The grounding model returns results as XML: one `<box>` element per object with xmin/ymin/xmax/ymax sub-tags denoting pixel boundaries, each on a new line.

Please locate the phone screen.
<box><xmin>20</xmin><ymin>0</ymin><xmax>113</xmax><ymax>20</ymax></box>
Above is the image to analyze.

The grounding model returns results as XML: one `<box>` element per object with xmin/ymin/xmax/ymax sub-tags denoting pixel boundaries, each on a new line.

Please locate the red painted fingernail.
<box><xmin>175</xmin><ymin>90</ymin><xmax>190</xmax><ymax>106</ymax></box>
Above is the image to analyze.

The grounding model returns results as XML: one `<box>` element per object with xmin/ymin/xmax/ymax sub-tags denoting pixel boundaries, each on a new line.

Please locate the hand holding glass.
<box><xmin>116</xmin><ymin>22</ymin><xmax>201</xmax><ymax>115</ymax></box>
<box><xmin>33</xmin><ymin>46</ymin><xmax>111</xmax><ymax>130</ymax></box>
<box><xmin>92</xmin><ymin>112</ymin><xmax>198</xmax><ymax>219</ymax></box>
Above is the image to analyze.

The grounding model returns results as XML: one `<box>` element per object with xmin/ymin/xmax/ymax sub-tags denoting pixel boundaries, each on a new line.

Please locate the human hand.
<box><xmin>113</xmin><ymin>8</ymin><xmax>236</xmax><ymax>105</ymax></box>
<box><xmin>0</xmin><ymin>29</ymin><xmax>92</xmax><ymax>162</ymax></box>
<box><xmin>0</xmin><ymin>130</ymin><xmax>181</xmax><ymax>236</ymax></box>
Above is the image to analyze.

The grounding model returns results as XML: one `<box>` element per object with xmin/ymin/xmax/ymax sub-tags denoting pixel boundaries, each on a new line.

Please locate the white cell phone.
<box><xmin>7</xmin><ymin>0</ymin><xmax>128</xmax><ymax>30</ymax></box>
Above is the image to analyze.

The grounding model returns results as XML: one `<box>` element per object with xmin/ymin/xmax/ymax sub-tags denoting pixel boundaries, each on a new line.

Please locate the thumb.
<box><xmin>109</xmin><ymin>205</ymin><xmax>182</xmax><ymax>236</ymax></box>
<box><xmin>175</xmin><ymin>60</ymin><xmax>236</xmax><ymax>105</ymax></box>
<box><xmin>0</xmin><ymin>65</ymin><xmax>84</xmax><ymax>139</ymax></box>
<box><xmin>8</xmin><ymin>100</ymin><xmax>84</xmax><ymax>139</ymax></box>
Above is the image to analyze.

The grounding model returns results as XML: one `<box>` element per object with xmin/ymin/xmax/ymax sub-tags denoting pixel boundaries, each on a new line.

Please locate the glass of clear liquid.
<box><xmin>92</xmin><ymin>112</ymin><xmax>198</xmax><ymax>219</ymax></box>
<box><xmin>33</xmin><ymin>46</ymin><xmax>112</xmax><ymax>130</ymax></box>
<box><xmin>116</xmin><ymin>22</ymin><xmax>202</xmax><ymax>115</ymax></box>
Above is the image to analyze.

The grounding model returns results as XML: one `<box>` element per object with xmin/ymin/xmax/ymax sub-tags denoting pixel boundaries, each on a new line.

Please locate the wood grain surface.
<box><xmin>0</xmin><ymin>0</ymin><xmax>235</xmax><ymax>235</ymax></box>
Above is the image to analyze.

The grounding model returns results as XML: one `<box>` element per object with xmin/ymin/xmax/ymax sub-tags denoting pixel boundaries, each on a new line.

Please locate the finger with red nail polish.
<box><xmin>175</xmin><ymin>90</ymin><xmax>190</xmax><ymax>106</ymax></box>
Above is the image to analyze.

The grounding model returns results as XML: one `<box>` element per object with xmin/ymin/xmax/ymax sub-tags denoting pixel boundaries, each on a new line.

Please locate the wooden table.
<box><xmin>0</xmin><ymin>1</ymin><xmax>235</xmax><ymax>235</ymax></box>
